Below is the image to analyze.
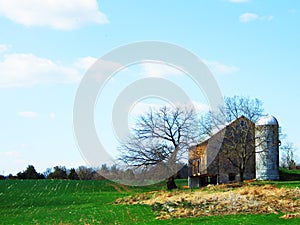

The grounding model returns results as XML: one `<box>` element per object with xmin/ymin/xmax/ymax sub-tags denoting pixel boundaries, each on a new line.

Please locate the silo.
<box><xmin>255</xmin><ymin>115</ymin><xmax>280</xmax><ymax>180</ymax></box>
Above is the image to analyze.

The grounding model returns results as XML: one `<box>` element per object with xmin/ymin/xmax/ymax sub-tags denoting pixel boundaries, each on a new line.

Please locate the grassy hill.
<box><xmin>0</xmin><ymin>179</ymin><xmax>300</xmax><ymax>224</ymax></box>
<box><xmin>279</xmin><ymin>168</ymin><xmax>300</xmax><ymax>181</ymax></box>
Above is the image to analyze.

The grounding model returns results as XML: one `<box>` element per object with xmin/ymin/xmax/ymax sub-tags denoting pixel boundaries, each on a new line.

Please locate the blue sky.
<box><xmin>0</xmin><ymin>0</ymin><xmax>299</xmax><ymax>175</ymax></box>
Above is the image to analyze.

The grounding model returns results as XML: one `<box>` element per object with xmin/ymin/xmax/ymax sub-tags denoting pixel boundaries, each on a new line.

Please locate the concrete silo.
<box><xmin>255</xmin><ymin>115</ymin><xmax>280</xmax><ymax>180</ymax></box>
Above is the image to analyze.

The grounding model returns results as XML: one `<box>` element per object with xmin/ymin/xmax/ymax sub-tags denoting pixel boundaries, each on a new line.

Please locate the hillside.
<box><xmin>1</xmin><ymin>180</ymin><xmax>300</xmax><ymax>224</ymax></box>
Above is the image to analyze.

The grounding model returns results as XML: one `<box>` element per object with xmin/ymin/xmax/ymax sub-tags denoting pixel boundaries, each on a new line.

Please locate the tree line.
<box><xmin>0</xmin><ymin>164</ymin><xmax>126</xmax><ymax>180</ymax></box>
<box><xmin>0</xmin><ymin>163</ymin><xmax>189</xmax><ymax>181</ymax></box>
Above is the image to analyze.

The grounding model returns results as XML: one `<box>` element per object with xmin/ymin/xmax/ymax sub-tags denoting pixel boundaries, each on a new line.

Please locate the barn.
<box><xmin>188</xmin><ymin>115</ymin><xmax>280</xmax><ymax>188</ymax></box>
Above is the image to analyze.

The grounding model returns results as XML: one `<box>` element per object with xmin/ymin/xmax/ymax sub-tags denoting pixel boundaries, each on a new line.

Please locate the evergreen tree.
<box><xmin>68</xmin><ymin>168</ymin><xmax>79</xmax><ymax>180</ymax></box>
<box><xmin>17</xmin><ymin>165</ymin><xmax>44</xmax><ymax>179</ymax></box>
<box><xmin>48</xmin><ymin>166</ymin><xmax>68</xmax><ymax>179</ymax></box>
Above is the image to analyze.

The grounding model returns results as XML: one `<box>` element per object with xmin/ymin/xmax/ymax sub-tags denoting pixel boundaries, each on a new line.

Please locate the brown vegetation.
<box><xmin>115</xmin><ymin>184</ymin><xmax>300</xmax><ymax>220</ymax></box>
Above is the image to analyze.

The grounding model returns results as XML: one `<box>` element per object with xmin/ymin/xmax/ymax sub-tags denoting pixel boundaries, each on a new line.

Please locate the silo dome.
<box><xmin>256</xmin><ymin>115</ymin><xmax>278</xmax><ymax>126</ymax></box>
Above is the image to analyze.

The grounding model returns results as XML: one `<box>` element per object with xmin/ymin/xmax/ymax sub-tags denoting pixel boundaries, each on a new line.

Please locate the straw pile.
<box><xmin>115</xmin><ymin>184</ymin><xmax>300</xmax><ymax>220</ymax></box>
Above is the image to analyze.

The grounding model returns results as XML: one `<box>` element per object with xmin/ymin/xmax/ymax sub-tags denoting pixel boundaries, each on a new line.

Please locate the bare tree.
<box><xmin>200</xmin><ymin>96</ymin><xmax>265</xmax><ymax>182</ymax></box>
<box><xmin>281</xmin><ymin>141</ymin><xmax>297</xmax><ymax>170</ymax></box>
<box><xmin>76</xmin><ymin>166</ymin><xmax>94</xmax><ymax>180</ymax></box>
<box><xmin>119</xmin><ymin>105</ymin><xmax>200</xmax><ymax>190</ymax></box>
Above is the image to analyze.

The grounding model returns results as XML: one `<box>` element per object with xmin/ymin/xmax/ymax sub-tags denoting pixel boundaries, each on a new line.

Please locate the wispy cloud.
<box><xmin>129</xmin><ymin>102</ymin><xmax>162</xmax><ymax>117</ymax></box>
<box><xmin>141</xmin><ymin>60</ymin><xmax>238</xmax><ymax>77</ymax></box>
<box><xmin>203</xmin><ymin>59</ymin><xmax>239</xmax><ymax>75</ymax></box>
<box><xmin>288</xmin><ymin>9</ymin><xmax>297</xmax><ymax>14</ymax></box>
<box><xmin>0</xmin><ymin>53</ymin><xmax>238</xmax><ymax>88</ymax></box>
<box><xmin>13</xmin><ymin>159</ymin><xmax>26</xmax><ymax>164</ymax></box>
<box><xmin>239</xmin><ymin>13</ymin><xmax>259</xmax><ymax>22</ymax></box>
<box><xmin>0</xmin><ymin>44</ymin><xmax>10</xmax><ymax>53</ymax></box>
<box><xmin>0</xmin><ymin>0</ymin><xmax>108</xmax><ymax>30</ymax></box>
<box><xmin>142</xmin><ymin>62</ymin><xmax>184</xmax><ymax>78</ymax></box>
<box><xmin>18</xmin><ymin>111</ymin><xmax>38</xmax><ymax>118</ymax></box>
<box><xmin>0</xmin><ymin>53</ymin><xmax>82</xmax><ymax>88</ymax></box>
<box><xmin>0</xmin><ymin>151</ymin><xmax>22</xmax><ymax>158</ymax></box>
<box><xmin>190</xmin><ymin>101</ymin><xmax>210</xmax><ymax>113</ymax></box>
<box><xmin>49</xmin><ymin>112</ymin><xmax>56</xmax><ymax>120</ymax></box>
<box><xmin>74</xmin><ymin>57</ymin><xmax>98</xmax><ymax>71</ymax></box>
<box><xmin>239</xmin><ymin>13</ymin><xmax>273</xmax><ymax>23</ymax></box>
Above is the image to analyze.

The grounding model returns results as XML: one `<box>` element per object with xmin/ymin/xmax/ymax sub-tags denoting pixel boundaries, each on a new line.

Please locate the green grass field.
<box><xmin>1</xmin><ymin>179</ymin><xmax>300</xmax><ymax>224</ymax></box>
<box><xmin>280</xmin><ymin>168</ymin><xmax>300</xmax><ymax>174</ymax></box>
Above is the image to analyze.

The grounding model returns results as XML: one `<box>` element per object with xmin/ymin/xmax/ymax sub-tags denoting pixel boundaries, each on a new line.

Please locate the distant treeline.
<box><xmin>0</xmin><ymin>164</ymin><xmax>189</xmax><ymax>180</ymax></box>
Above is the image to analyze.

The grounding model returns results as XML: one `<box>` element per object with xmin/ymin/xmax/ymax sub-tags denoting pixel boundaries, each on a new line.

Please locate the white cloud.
<box><xmin>239</xmin><ymin>13</ymin><xmax>273</xmax><ymax>23</ymax></box>
<box><xmin>129</xmin><ymin>102</ymin><xmax>162</xmax><ymax>117</ymax></box>
<box><xmin>0</xmin><ymin>53</ymin><xmax>82</xmax><ymax>87</ymax></box>
<box><xmin>74</xmin><ymin>56</ymin><xmax>98</xmax><ymax>71</ymax></box>
<box><xmin>142</xmin><ymin>60</ymin><xmax>238</xmax><ymax>77</ymax></box>
<box><xmin>190</xmin><ymin>101</ymin><xmax>210</xmax><ymax>113</ymax></box>
<box><xmin>49</xmin><ymin>112</ymin><xmax>56</xmax><ymax>120</ymax></box>
<box><xmin>261</xmin><ymin>15</ymin><xmax>273</xmax><ymax>21</ymax></box>
<box><xmin>239</xmin><ymin>13</ymin><xmax>259</xmax><ymax>22</ymax></box>
<box><xmin>227</xmin><ymin>0</ymin><xmax>251</xmax><ymax>3</ymax></box>
<box><xmin>142</xmin><ymin>62</ymin><xmax>184</xmax><ymax>78</ymax></box>
<box><xmin>0</xmin><ymin>53</ymin><xmax>238</xmax><ymax>88</ymax></box>
<box><xmin>18</xmin><ymin>111</ymin><xmax>38</xmax><ymax>118</ymax></box>
<box><xmin>0</xmin><ymin>0</ymin><xmax>108</xmax><ymax>30</ymax></box>
<box><xmin>203</xmin><ymin>59</ymin><xmax>239</xmax><ymax>75</ymax></box>
<box><xmin>288</xmin><ymin>9</ymin><xmax>297</xmax><ymax>14</ymax></box>
<box><xmin>0</xmin><ymin>44</ymin><xmax>9</xmax><ymax>53</ymax></box>
<box><xmin>0</xmin><ymin>151</ymin><xmax>22</xmax><ymax>158</ymax></box>
<box><xmin>13</xmin><ymin>159</ymin><xmax>26</xmax><ymax>164</ymax></box>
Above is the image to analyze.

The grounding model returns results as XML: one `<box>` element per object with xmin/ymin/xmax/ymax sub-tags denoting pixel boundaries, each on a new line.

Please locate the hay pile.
<box><xmin>115</xmin><ymin>185</ymin><xmax>300</xmax><ymax>219</ymax></box>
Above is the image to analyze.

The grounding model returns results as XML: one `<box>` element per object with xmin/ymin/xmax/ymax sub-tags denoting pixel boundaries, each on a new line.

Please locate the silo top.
<box><xmin>256</xmin><ymin>115</ymin><xmax>278</xmax><ymax>126</ymax></box>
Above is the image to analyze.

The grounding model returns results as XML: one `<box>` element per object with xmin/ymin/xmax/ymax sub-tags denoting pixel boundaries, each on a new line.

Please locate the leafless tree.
<box><xmin>119</xmin><ymin>105</ymin><xmax>200</xmax><ymax>189</ymax></box>
<box><xmin>281</xmin><ymin>141</ymin><xmax>297</xmax><ymax>170</ymax></box>
<box><xmin>200</xmin><ymin>96</ymin><xmax>265</xmax><ymax>182</ymax></box>
<box><xmin>76</xmin><ymin>166</ymin><xmax>94</xmax><ymax>180</ymax></box>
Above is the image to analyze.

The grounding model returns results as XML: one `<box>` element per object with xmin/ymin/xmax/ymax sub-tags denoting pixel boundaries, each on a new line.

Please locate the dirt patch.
<box><xmin>110</xmin><ymin>183</ymin><xmax>122</xmax><ymax>193</ymax></box>
<box><xmin>115</xmin><ymin>184</ymin><xmax>300</xmax><ymax>220</ymax></box>
<box><xmin>119</xmin><ymin>183</ymin><xmax>131</xmax><ymax>192</ymax></box>
<box><xmin>110</xmin><ymin>183</ymin><xmax>131</xmax><ymax>193</ymax></box>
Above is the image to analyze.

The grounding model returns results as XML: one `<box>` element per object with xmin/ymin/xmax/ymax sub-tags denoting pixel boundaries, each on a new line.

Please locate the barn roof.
<box><xmin>197</xmin><ymin>115</ymin><xmax>254</xmax><ymax>146</ymax></box>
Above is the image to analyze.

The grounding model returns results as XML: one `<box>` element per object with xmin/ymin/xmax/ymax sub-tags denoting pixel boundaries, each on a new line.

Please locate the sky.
<box><xmin>0</xmin><ymin>0</ymin><xmax>299</xmax><ymax>175</ymax></box>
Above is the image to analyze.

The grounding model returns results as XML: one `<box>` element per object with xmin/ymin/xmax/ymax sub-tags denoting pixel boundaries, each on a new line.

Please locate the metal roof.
<box><xmin>256</xmin><ymin>115</ymin><xmax>278</xmax><ymax>126</ymax></box>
